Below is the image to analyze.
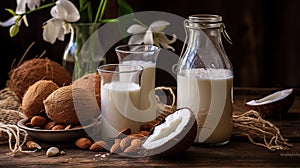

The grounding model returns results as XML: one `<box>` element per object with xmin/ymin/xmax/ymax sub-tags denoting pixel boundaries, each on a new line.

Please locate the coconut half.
<box><xmin>246</xmin><ymin>88</ymin><xmax>295</xmax><ymax>118</ymax></box>
<box><xmin>142</xmin><ymin>108</ymin><xmax>197</xmax><ymax>157</ymax></box>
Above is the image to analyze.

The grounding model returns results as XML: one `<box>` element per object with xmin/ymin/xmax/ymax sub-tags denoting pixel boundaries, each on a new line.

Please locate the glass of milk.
<box><xmin>115</xmin><ymin>44</ymin><xmax>160</xmax><ymax>122</ymax></box>
<box><xmin>97</xmin><ymin>64</ymin><xmax>144</xmax><ymax>140</ymax></box>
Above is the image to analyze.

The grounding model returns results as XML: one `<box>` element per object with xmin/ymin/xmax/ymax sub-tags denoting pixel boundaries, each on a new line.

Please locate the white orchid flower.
<box><xmin>43</xmin><ymin>0</ymin><xmax>80</xmax><ymax>44</ymax></box>
<box><xmin>0</xmin><ymin>16</ymin><xmax>19</xmax><ymax>27</ymax></box>
<box><xmin>50</xmin><ymin>0</ymin><xmax>80</xmax><ymax>22</ymax></box>
<box><xmin>0</xmin><ymin>0</ymin><xmax>40</xmax><ymax>27</ymax></box>
<box><xmin>43</xmin><ymin>18</ymin><xmax>72</xmax><ymax>44</ymax></box>
<box><xmin>127</xmin><ymin>20</ymin><xmax>177</xmax><ymax>51</ymax></box>
<box><xmin>16</xmin><ymin>0</ymin><xmax>41</xmax><ymax>14</ymax></box>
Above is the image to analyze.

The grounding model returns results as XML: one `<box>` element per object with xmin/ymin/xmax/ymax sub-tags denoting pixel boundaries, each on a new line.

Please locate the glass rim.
<box><xmin>97</xmin><ymin>64</ymin><xmax>143</xmax><ymax>74</ymax></box>
<box><xmin>188</xmin><ymin>14</ymin><xmax>222</xmax><ymax>23</ymax></box>
<box><xmin>115</xmin><ymin>44</ymin><xmax>159</xmax><ymax>54</ymax></box>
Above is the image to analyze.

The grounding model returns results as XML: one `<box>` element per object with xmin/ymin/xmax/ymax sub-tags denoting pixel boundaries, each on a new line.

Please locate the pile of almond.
<box><xmin>25</xmin><ymin>115</ymin><xmax>82</xmax><ymax>130</ymax></box>
<box><xmin>74</xmin><ymin>128</ymin><xmax>149</xmax><ymax>155</ymax></box>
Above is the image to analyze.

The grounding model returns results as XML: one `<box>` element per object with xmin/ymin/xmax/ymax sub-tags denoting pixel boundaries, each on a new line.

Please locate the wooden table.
<box><xmin>0</xmin><ymin>87</ymin><xmax>299</xmax><ymax>167</ymax></box>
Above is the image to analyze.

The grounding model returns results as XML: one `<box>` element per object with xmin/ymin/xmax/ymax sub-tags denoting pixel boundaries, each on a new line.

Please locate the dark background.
<box><xmin>0</xmin><ymin>0</ymin><xmax>300</xmax><ymax>89</ymax></box>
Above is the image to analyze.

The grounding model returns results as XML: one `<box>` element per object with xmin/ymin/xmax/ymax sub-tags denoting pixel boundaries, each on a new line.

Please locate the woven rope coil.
<box><xmin>0</xmin><ymin>88</ymin><xmax>24</xmax><ymax>125</ymax></box>
<box><xmin>0</xmin><ymin>88</ymin><xmax>21</xmax><ymax>112</ymax></box>
<box><xmin>0</xmin><ymin>88</ymin><xmax>29</xmax><ymax>155</ymax></box>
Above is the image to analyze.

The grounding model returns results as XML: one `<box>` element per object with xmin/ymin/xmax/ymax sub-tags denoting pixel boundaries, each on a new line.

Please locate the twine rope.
<box><xmin>0</xmin><ymin>122</ymin><xmax>34</xmax><ymax>155</ymax></box>
<box><xmin>233</xmin><ymin>110</ymin><xmax>293</xmax><ymax>151</ymax></box>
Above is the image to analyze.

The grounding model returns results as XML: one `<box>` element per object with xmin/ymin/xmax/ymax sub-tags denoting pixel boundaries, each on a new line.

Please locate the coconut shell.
<box><xmin>44</xmin><ymin>85</ymin><xmax>100</xmax><ymax>125</ymax></box>
<box><xmin>22</xmin><ymin>80</ymin><xmax>59</xmax><ymax>118</ymax></box>
<box><xmin>72</xmin><ymin>72</ymin><xmax>101</xmax><ymax>108</ymax></box>
<box><xmin>245</xmin><ymin>89</ymin><xmax>295</xmax><ymax>119</ymax></box>
<box><xmin>143</xmin><ymin>108</ymin><xmax>197</xmax><ymax>157</ymax></box>
<box><xmin>7</xmin><ymin>58</ymin><xmax>72</xmax><ymax>99</ymax></box>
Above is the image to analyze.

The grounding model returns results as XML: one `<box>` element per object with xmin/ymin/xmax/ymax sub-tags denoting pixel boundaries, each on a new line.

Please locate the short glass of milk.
<box><xmin>97</xmin><ymin>64</ymin><xmax>144</xmax><ymax>140</ymax></box>
<box><xmin>115</xmin><ymin>44</ymin><xmax>160</xmax><ymax>118</ymax></box>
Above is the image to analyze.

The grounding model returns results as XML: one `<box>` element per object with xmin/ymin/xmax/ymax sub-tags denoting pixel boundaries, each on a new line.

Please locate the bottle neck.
<box><xmin>178</xmin><ymin>15</ymin><xmax>233</xmax><ymax>71</ymax></box>
<box><xmin>184</xmin><ymin>14</ymin><xmax>232</xmax><ymax>44</ymax></box>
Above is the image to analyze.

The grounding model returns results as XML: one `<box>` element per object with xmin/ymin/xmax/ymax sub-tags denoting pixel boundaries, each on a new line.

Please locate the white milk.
<box><xmin>101</xmin><ymin>81</ymin><xmax>141</xmax><ymax>139</ymax></box>
<box><xmin>177</xmin><ymin>68</ymin><xmax>233</xmax><ymax>144</ymax></box>
<box><xmin>121</xmin><ymin>60</ymin><xmax>156</xmax><ymax>119</ymax></box>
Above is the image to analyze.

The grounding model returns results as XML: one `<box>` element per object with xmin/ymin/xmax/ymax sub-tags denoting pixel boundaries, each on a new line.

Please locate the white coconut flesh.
<box><xmin>246</xmin><ymin>89</ymin><xmax>293</xmax><ymax>106</ymax></box>
<box><xmin>142</xmin><ymin>108</ymin><xmax>192</xmax><ymax>150</ymax></box>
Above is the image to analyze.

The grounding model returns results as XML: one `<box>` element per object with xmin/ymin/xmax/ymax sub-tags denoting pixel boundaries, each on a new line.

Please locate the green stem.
<box><xmin>94</xmin><ymin>0</ymin><xmax>104</xmax><ymax>24</ymax></box>
<box><xmin>22</xmin><ymin>2</ymin><xmax>56</xmax><ymax>15</ymax></box>
<box><xmin>134</xmin><ymin>18</ymin><xmax>147</xmax><ymax>27</ymax></box>
<box><xmin>98</xmin><ymin>0</ymin><xmax>108</xmax><ymax>22</ymax></box>
<box><xmin>101</xmin><ymin>18</ymin><xmax>118</xmax><ymax>23</ymax></box>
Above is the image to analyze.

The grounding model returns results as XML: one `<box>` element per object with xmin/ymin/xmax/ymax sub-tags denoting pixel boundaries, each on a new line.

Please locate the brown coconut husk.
<box><xmin>44</xmin><ymin>85</ymin><xmax>100</xmax><ymax>125</ymax></box>
<box><xmin>7</xmin><ymin>58</ymin><xmax>72</xmax><ymax>99</ymax></box>
<box><xmin>22</xmin><ymin>80</ymin><xmax>59</xmax><ymax>118</ymax></box>
<box><xmin>72</xmin><ymin>72</ymin><xmax>101</xmax><ymax>108</ymax></box>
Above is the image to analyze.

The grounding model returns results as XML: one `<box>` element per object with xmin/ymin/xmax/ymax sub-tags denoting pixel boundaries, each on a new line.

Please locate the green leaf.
<box><xmin>5</xmin><ymin>8</ymin><xmax>16</xmax><ymax>15</ymax></box>
<box><xmin>87</xmin><ymin>2</ymin><xmax>93</xmax><ymax>22</ymax></box>
<box><xmin>117</xmin><ymin>0</ymin><xmax>134</xmax><ymax>16</ymax></box>
<box><xmin>9</xmin><ymin>25</ymin><xmax>19</xmax><ymax>37</ymax></box>
<box><xmin>79</xmin><ymin>0</ymin><xmax>85</xmax><ymax>9</ymax></box>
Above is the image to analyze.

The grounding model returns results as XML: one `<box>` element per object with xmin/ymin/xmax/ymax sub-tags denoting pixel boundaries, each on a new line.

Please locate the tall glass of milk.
<box><xmin>176</xmin><ymin>14</ymin><xmax>234</xmax><ymax>145</ymax></box>
<box><xmin>115</xmin><ymin>44</ymin><xmax>160</xmax><ymax>123</ymax></box>
<box><xmin>97</xmin><ymin>64</ymin><xmax>144</xmax><ymax>140</ymax></box>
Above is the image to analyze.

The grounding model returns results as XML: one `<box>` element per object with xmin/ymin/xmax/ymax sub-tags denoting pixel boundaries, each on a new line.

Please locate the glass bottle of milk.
<box><xmin>176</xmin><ymin>14</ymin><xmax>234</xmax><ymax>145</ymax></box>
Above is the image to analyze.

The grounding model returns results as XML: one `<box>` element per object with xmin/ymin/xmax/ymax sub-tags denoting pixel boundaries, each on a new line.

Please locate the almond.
<box><xmin>26</xmin><ymin>140</ymin><xmax>41</xmax><ymax>150</ymax></box>
<box><xmin>44</xmin><ymin>121</ymin><xmax>56</xmax><ymax>130</ymax></box>
<box><xmin>114</xmin><ymin>139</ymin><xmax>121</xmax><ymax>144</ymax></box>
<box><xmin>110</xmin><ymin>142</ymin><xmax>121</xmax><ymax>154</ymax></box>
<box><xmin>64</xmin><ymin>124</ymin><xmax>72</xmax><ymax>130</ymax></box>
<box><xmin>89</xmin><ymin>141</ymin><xmax>108</xmax><ymax>151</ymax></box>
<box><xmin>124</xmin><ymin>145</ymin><xmax>138</xmax><ymax>153</ymax></box>
<box><xmin>75</xmin><ymin>138</ymin><xmax>92</xmax><ymax>149</ymax></box>
<box><xmin>119</xmin><ymin>136</ymin><xmax>133</xmax><ymax>151</ymax></box>
<box><xmin>52</xmin><ymin>125</ymin><xmax>65</xmax><ymax>130</ymax></box>
<box><xmin>30</xmin><ymin>116</ymin><xmax>48</xmax><ymax>128</ymax></box>
<box><xmin>130</xmin><ymin>139</ymin><xmax>142</xmax><ymax>147</ymax></box>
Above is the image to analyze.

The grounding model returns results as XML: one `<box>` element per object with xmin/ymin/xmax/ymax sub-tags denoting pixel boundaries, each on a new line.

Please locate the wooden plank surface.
<box><xmin>0</xmin><ymin>87</ymin><xmax>299</xmax><ymax>167</ymax></box>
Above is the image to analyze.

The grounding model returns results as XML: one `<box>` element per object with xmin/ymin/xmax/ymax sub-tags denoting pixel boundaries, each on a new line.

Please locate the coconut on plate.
<box><xmin>22</xmin><ymin>80</ymin><xmax>59</xmax><ymax>118</ymax></box>
<box><xmin>44</xmin><ymin>85</ymin><xmax>100</xmax><ymax>125</ymax></box>
<box><xmin>72</xmin><ymin>72</ymin><xmax>101</xmax><ymax>108</ymax></box>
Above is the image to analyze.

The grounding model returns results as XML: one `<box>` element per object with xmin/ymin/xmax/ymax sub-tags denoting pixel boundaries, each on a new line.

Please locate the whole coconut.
<box><xmin>7</xmin><ymin>58</ymin><xmax>72</xmax><ymax>99</ymax></box>
<box><xmin>22</xmin><ymin>80</ymin><xmax>59</xmax><ymax>118</ymax></box>
<box><xmin>44</xmin><ymin>85</ymin><xmax>100</xmax><ymax>125</ymax></box>
<box><xmin>72</xmin><ymin>72</ymin><xmax>101</xmax><ymax>108</ymax></box>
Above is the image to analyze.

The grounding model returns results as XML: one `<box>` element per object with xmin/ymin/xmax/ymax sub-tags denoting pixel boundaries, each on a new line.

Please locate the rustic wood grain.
<box><xmin>0</xmin><ymin>87</ymin><xmax>299</xmax><ymax>167</ymax></box>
